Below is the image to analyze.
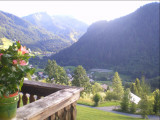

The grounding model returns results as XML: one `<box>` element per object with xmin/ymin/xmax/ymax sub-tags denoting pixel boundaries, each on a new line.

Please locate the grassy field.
<box><xmin>77</xmin><ymin>105</ymin><xmax>143</xmax><ymax>120</ymax></box>
<box><xmin>77</xmin><ymin>98</ymin><xmax>94</xmax><ymax>106</ymax></box>
<box><xmin>98</xmin><ymin>101</ymin><xmax>120</xmax><ymax>107</ymax></box>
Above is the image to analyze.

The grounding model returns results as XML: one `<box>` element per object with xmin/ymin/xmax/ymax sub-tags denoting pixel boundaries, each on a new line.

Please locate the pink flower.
<box><xmin>18</xmin><ymin>46</ymin><xmax>29</xmax><ymax>55</ymax></box>
<box><xmin>19</xmin><ymin>60</ymin><xmax>27</xmax><ymax>66</ymax></box>
<box><xmin>13</xmin><ymin>60</ymin><xmax>18</xmax><ymax>65</ymax></box>
<box><xmin>0</xmin><ymin>53</ymin><xmax>3</xmax><ymax>60</ymax></box>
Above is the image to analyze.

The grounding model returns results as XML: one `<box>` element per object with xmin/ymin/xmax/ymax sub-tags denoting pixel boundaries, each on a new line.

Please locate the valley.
<box><xmin>0</xmin><ymin>2</ymin><xmax>159</xmax><ymax>89</ymax></box>
<box><xmin>0</xmin><ymin>2</ymin><xmax>159</xmax><ymax>119</ymax></box>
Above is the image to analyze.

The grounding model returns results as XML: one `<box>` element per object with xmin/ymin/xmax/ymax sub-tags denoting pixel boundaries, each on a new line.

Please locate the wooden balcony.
<box><xmin>16</xmin><ymin>80</ymin><xmax>83</xmax><ymax>120</ymax></box>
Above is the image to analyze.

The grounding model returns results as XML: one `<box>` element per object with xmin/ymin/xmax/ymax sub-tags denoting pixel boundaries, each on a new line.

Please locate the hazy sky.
<box><xmin>0</xmin><ymin>1</ymin><xmax>158</xmax><ymax>25</ymax></box>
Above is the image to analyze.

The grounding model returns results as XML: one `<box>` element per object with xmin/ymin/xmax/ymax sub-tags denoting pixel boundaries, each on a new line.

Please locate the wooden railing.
<box><xmin>16</xmin><ymin>80</ymin><xmax>83</xmax><ymax>120</ymax></box>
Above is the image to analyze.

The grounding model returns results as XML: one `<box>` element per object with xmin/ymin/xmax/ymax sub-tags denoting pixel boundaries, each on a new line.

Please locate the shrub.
<box><xmin>93</xmin><ymin>93</ymin><xmax>102</xmax><ymax>106</ymax></box>
<box><xmin>98</xmin><ymin>92</ymin><xmax>106</xmax><ymax>102</ymax></box>
<box><xmin>130</xmin><ymin>102</ymin><xmax>137</xmax><ymax>113</ymax></box>
<box><xmin>105</xmin><ymin>91</ymin><xmax>119</xmax><ymax>101</ymax></box>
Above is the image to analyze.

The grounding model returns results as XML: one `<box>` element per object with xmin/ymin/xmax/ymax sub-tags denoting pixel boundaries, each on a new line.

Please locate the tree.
<box><xmin>107</xmin><ymin>86</ymin><xmax>110</xmax><ymax>91</ymax></box>
<box><xmin>72</xmin><ymin>65</ymin><xmax>91</xmax><ymax>93</ymax></box>
<box><xmin>121</xmin><ymin>88</ymin><xmax>130</xmax><ymax>112</ymax></box>
<box><xmin>141</xmin><ymin>76</ymin><xmax>151</xmax><ymax>96</ymax></box>
<box><xmin>44</xmin><ymin>60</ymin><xmax>57</xmax><ymax>82</ymax></box>
<box><xmin>92</xmin><ymin>82</ymin><xmax>103</xmax><ymax>95</ymax></box>
<box><xmin>130</xmin><ymin>83</ymin><xmax>138</xmax><ymax>95</ymax></box>
<box><xmin>153</xmin><ymin>89</ymin><xmax>160</xmax><ymax>115</ymax></box>
<box><xmin>135</xmin><ymin>78</ymin><xmax>142</xmax><ymax>96</ymax></box>
<box><xmin>44</xmin><ymin>60</ymin><xmax>69</xmax><ymax>85</ymax></box>
<box><xmin>139</xmin><ymin>93</ymin><xmax>150</xmax><ymax>119</ymax></box>
<box><xmin>105</xmin><ymin>91</ymin><xmax>119</xmax><ymax>101</ymax></box>
<box><xmin>54</xmin><ymin>66</ymin><xmax>69</xmax><ymax>85</ymax></box>
<box><xmin>112</xmin><ymin>72</ymin><xmax>124</xmax><ymax>100</ymax></box>
<box><xmin>93</xmin><ymin>93</ymin><xmax>101</xmax><ymax>106</ymax></box>
<box><xmin>124</xmin><ymin>82</ymin><xmax>132</xmax><ymax>90</ymax></box>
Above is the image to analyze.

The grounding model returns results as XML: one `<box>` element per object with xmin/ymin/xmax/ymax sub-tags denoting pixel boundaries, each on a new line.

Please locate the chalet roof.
<box><xmin>101</xmin><ymin>84</ymin><xmax>108</xmax><ymax>90</ymax></box>
<box><xmin>130</xmin><ymin>92</ymin><xmax>141</xmax><ymax>104</ymax></box>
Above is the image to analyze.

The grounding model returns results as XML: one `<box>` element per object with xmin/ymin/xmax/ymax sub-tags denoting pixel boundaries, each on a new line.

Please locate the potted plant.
<box><xmin>0</xmin><ymin>41</ymin><xmax>35</xmax><ymax>120</ymax></box>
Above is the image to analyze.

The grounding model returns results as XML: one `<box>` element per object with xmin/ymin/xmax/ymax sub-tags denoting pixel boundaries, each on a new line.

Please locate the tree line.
<box><xmin>44</xmin><ymin>60</ymin><xmax>160</xmax><ymax>119</ymax></box>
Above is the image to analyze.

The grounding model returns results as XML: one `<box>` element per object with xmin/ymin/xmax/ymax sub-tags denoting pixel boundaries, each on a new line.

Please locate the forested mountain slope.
<box><xmin>22</xmin><ymin>12</ymin><xmax>88</xmax><ymax>43</ymax></box>
<box><xmin>0</xmin><ymin>11</ymin><xmax>70</xmax><ymax>53</ymax></box>
<box><xmin>53</xmin><ymin>2</ymin><xmax>159</xmax><ymax>78</ymax></box>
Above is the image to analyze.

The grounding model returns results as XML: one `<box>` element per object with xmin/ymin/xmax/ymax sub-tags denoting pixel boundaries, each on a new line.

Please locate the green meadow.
<box><xmin>77</xmin><ymin>105</ymin><xmax>143</xmax><ymax>120</ymax></box>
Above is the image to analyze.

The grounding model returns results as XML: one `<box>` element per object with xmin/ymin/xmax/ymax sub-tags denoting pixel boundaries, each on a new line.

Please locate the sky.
<box><xmin>0</xmin><ymin>1</ymin><xmax>158</xmax><ymax>25</ymax></box>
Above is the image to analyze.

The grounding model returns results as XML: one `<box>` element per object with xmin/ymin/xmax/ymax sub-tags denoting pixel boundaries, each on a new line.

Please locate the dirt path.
<box><xmin>78</xmin><ymin>104</ymin><xmax>160</xmax><ymax>120</ymax></box>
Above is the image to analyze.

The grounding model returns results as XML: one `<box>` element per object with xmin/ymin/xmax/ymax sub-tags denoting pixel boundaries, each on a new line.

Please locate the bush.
<box><xmin>130</xmin><ymin>102</ymin><xmax>136</xmax><ymax>113</ymax></box>
<box><xmin>80</xmin><ymin>92</ymin><xmax>87</xmax><ymax>98</ymax></box>
<box><xmin>93</xmin><ymin>93</ymin><xmax>102</xmax><ymax>106</ymax></box>
<box><xmin>98</xmin><ymin>92</ymin><xmax>106</xmax><ymax>102</ymax></box>
<box><xmin>105</xmin><ymin>91</ymin><xmax>119</xmax><ymax>101</ymax></box>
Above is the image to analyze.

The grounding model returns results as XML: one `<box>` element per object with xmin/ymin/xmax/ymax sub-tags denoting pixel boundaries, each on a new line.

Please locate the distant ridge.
<box><xmin>22</xmin><ymin>12</ymin><xmax>88</xmax><ymax>43</ymax></box>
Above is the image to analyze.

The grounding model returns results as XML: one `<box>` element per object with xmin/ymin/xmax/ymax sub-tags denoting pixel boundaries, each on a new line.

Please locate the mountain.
<box><xmin>0</xmin><ymin>11</ymin><xmax>70</xmax><ymax>53</ymax></box>
<box><xmin>22</xmin><ymin>12</ymin><xmax>88</xmax><ymax>43</ymax></box>
<box><xmin>52</xmin><ymin>2</ymin><xmax>159</xmax><ymax>78</ymax></box>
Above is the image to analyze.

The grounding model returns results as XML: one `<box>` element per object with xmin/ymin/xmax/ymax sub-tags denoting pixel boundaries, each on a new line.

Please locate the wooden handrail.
<box><xmin>16</xmin><ymin>80</ymin><xmax>83</xmax><ymax>120</ymax></box>
<box><xmin>21</xmin><ymin>80</ymin><xmax>82</xmax><ymax>96</ymax></box>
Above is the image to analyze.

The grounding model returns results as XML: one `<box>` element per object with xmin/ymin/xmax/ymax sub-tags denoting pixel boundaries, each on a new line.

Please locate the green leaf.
<box><xmin>16</xmin><ymin>41</ymin><xmax>21</xmax><ymax>49</ymax></box>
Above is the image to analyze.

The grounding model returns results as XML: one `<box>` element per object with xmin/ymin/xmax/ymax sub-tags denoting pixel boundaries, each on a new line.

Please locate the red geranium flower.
<box><xmin>19</xmin><ymin>60</ymin><xmax>27</xmax><ymax>66</ymax></box>
<box><xmin>13</xmin><ymin>60</ymin><xmax>18</xmax><ymax>65</ymax></box>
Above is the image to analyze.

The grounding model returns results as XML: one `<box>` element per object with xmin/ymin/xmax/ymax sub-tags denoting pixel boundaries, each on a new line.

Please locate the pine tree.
<box><xmin>44</xmin><ymin>60</ymin><xmax>57</xmax><ymax>82</ymax></box>
<box><xmin>130</xmin><ymin>102</ymin><xmax>136</xmax><ymax>113</ymax></box>
<box><xmin>120</xmin><ymin>88</ymin><xmax>130</xmax><ymax>112</ymax></box>
<box><xmin>130</xmin><ymin>83</ymin><xmax>138</xmax><ymax>95</ymax></box>
<box><xmin>72</xmin><ymin>65</ymin><xmax>91</xmax><ymax>93</ymax></box>
<box><xmin>153</xmin><ymin>89</ymin><xmax>160</xmax><ymax>115</ymax></box>
<box><xmin>112</xmin><ymin>72</ymin><xmax>124</xmax><ymax>100</ymax></box>
<box><xmin>139</xmin><ymin>93</ymin><xmax>149</xmax><ymax>119</ymax></box>
<box><xmin>141</xmin><ymin>76</ymin><xmax>151</xmax><ymax>96</ymax></box>
<box><xmin>135</xmin><ymin>78</ymin><xmax>142</xmax><ymax>96</ymax></box>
